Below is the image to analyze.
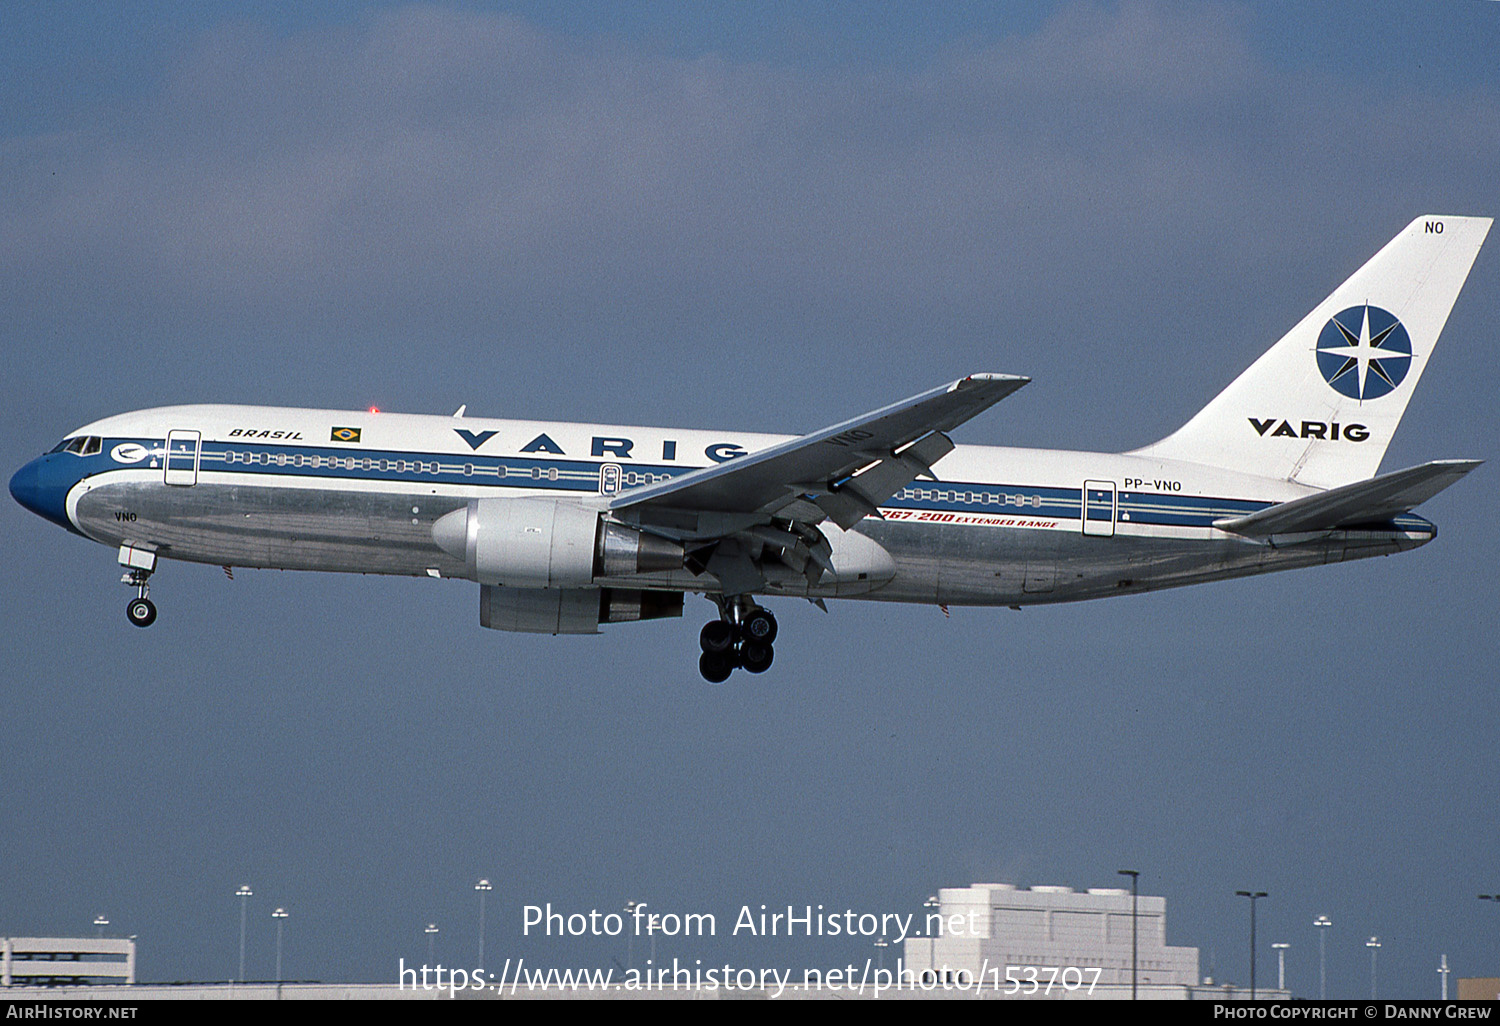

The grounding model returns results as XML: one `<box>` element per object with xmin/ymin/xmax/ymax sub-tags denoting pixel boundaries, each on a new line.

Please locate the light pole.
<box><xmin>235</xmin><ymin>885</ymin><xmax>253</xmax><ymax>983</ymax></box>
<box><xmin>1271</xmin><ymin>942</ymin><xmax>1289</xmax><ymax>993</ymax></box>
<box><xmin>1235</xmin><ymin>891</ymin><xmax>1267</xmax><ymax>1000</ymax></box>
<box><xmin>272</xmin><ymin>908</ymin><xmax>288</xmax><ymax>983</ymax></box>
<box><xmin>1118</xmin><ymin>870</ymin><xmax>1139</xmax><ymax>999</ymax></box>
<box><xmin>1366</xmin><ymin>937</ymin><xmax>1380</xmax><ymax>999</ymax></box>
<box><xmin>1483</xmin><ymin>897</ymin><xmax>1500</xmax><ymax>974</ymax></box>
<box><xmin>921</xmin><ymin>894</ymin><xmax>940</xmax><ymax>975</ymax></box>
<box><xmin>630</xmin><ymin>902</ymin><xmax>658</xmax><ymax>967</ymax></box>
<box><xmin>1439</xmin><ymin>954</ymin><xmax>1450</xmax><ymax>1000</ymax></box>
<box><xmin>475</xmin><ymin>879</ymin><xmax>492</xmax><ymax>974</ymax></box>
<box><xmin>425</xmin><ymin>924</ymin><xmax>439</xmax><ymax>966</ymax></box>
<box><xmin>1314</xmin><ymin>915</ymin><xmax>1332</xmax><ymax>999</ymax></box>
<box><xmin>624</xmin><ymin>901</ymin><xmax>639</xmax><ymax>972</ymax></box>
<box><xmin>93</xmin><ymin>916</ymin><xmax>109</xmax><ymax>938</ymax></box>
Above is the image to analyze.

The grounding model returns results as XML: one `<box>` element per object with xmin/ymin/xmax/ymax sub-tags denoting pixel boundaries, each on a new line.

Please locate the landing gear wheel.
<box><xmin>700</xmin><ymin>619</ymin><xmax>735</xmax><ymax>654</ymax></box>
<box><xmin>699</xmin><ymin>650</ymin><xmax>735</xmax><ymax>684</ymax></box>
<box><xmin>741</xmin><ymin>642</ymin><xmax>774</xmax><ymax>674</ymax></box>
<box><xmin>126</xmin><ymin>597</ymin><xmax>157</xmax><ymax>628</ymax></box>
<box><xmin>742</xmin><ymin>609</ymin><xmax>777</xmax><ymax>645</ymax></box>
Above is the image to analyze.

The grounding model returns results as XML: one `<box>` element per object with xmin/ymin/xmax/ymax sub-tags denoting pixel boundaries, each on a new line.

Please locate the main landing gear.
<box><xmin>698</xmin><ymin>597</ymin><xmax>778</xmax><ymax>683</ymax></box>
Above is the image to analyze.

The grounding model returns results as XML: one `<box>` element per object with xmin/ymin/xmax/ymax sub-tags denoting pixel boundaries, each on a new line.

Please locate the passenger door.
<box><xmin>165</xmin><ymin>430</ymin><xmax>201</xmax><ymax>486</ymax></box>
<box><xmin>1082</xmin><ymin>480</ymin><xmax>1116</xmax><ymax>537</ymax></box>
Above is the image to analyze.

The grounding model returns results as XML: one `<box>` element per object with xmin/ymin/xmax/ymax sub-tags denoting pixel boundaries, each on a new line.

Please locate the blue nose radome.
<box><xmin>10</xmin><ymin>456</ymin><xmax>77</xmax><ymax>530</ymax></box>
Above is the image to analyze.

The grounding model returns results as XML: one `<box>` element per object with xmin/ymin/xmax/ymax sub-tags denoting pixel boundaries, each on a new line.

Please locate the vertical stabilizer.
<box><xmin>1133</xmin><ymin>215</ymin><xmax>1490</xmax><ymax>488</ymax></box>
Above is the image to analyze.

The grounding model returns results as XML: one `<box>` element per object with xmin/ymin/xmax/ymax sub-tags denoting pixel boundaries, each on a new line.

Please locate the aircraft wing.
<box><xmin>1213</xmin><ymin>459</ymin><xmax>1481</xmax><ymax>537</ymax></box>
<box><xmin>609</xmin><ymin>373</ymin><xmax>1028</xmax><ymax>532</ymax></box>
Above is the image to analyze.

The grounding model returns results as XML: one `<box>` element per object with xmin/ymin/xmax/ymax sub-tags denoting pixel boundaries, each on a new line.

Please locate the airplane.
<box><xmin>9</xmin><ymin>214</ymin><xmax>1490</xmax><ymax>682</ymax></box>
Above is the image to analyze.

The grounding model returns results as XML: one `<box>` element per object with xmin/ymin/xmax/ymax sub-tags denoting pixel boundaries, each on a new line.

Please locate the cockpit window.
<box><xmin>48</xmin><ymin>436</ymin><xmax>102</xmax><ymax>456</ymax></box>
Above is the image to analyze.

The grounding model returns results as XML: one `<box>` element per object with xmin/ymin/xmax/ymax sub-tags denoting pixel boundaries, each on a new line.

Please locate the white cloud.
<box><xmin>1</xmin><ymin>2</ymin><xmax>1494</xmax><ymax>428</ymax></box>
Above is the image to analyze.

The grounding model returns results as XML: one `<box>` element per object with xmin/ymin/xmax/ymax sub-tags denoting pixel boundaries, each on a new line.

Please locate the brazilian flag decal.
<box><xmin>330</xmin><ymin>427</ymin><xmax>362</xmax><ymax>443</ymax></box>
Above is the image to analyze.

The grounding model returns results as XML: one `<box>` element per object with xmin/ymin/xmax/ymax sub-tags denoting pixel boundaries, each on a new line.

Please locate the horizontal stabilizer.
<box><xmin>1214</xmin><ymin>459</ymin><xmax>1480</xmax><ymax>537</ymax></box>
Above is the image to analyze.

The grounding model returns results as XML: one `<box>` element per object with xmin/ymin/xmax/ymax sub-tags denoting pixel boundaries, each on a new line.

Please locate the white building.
<box><xmin>2</xmin><ymin>937</ymin><xmax>136</xmax><ymax>987</ymax></box>
<box><xmin>904</xmin><ymin>883</ymin><xmax>1278</xmax><ymax>1000</ymax></box>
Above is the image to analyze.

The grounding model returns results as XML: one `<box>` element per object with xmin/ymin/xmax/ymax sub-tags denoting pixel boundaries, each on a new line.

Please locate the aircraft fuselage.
<box><xmin>15</xmin><ymin>403</ymin><xmax>1432</xmax><ymax>611</ymax></box>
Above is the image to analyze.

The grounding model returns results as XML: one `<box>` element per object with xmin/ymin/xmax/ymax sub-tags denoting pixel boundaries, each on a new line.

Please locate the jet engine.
<box><xmin>431</xmin><ymin>498</ymin><xmax>684</xmax><ymax>587</ymax></box>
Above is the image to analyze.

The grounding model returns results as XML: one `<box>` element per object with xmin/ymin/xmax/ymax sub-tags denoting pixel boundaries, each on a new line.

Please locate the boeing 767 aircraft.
<box><xmin>10</xmin><ymin>215</ymin><xmax>1490</xmax><ymax>681</ymax></box>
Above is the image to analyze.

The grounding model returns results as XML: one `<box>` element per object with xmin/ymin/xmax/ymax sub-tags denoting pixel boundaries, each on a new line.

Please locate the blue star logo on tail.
<box><xmin>1316</xmin><ymin>305</ymin><xmax>1412</xmax><ymax>400</ymax></box>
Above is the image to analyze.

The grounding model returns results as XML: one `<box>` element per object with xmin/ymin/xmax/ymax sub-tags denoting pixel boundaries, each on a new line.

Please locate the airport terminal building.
<box><xmin>904</xmin><ymin>883</ymin><xmax>1276</xmax><ymax>1000</ymax></box>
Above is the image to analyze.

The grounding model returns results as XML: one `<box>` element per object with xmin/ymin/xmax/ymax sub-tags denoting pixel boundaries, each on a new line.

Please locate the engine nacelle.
<box><xmin>480</xmin><ymin>586</ymin><xmax>683</xmax><ymax>634</ymax></box>
<box><xmin>434</xmin><ymin>498</ymin><xmax>597</xmax><ymax>587</ymax></box>
<box><xmin>432</xmin><ymin>498</ymin><xmax>685</xmax><ymax>586</ymax></box>
<box><xmin>601</xmin><ymin>587</ymin><xmax>684</xmax><ymax>623</ymax></box>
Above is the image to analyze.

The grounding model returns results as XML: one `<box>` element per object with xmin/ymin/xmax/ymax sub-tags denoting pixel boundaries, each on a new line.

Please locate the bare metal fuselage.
<box><xmin>53</xmin><ymin>405</ymin><xmax>1432</xmax><ymax>609</ymax></box>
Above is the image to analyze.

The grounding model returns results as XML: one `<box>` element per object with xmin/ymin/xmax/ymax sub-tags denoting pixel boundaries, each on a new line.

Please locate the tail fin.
<box><xmin>1133</xmin><ymin>215</ymin><xmax>1491</xmax><ymax>488</ymax></box>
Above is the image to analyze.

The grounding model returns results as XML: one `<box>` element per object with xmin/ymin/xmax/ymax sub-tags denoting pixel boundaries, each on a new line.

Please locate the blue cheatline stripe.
<box><xmin>885</xmin><ymin>485</ymin><xmax>1271</xmax><ymax>528</ymax></box>
<box><xmin>205</xmin><ymin>439</ymin><xmax>685</xmax><ymax>493</ymax></box>
<box><xmin>74</xmin><ymin>437</ymin><xmax>1436</xmax><ymax>534</ymax></box>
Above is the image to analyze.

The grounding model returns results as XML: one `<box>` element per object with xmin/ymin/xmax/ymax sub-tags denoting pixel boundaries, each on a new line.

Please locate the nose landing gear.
<box><xmin>126</xmin><ymin>591</ymin><xmax>157</xmax><ymax>627</ymax></box>
<box><xmin>697</xmin><ymin>597</ymin><xmax>777</xmax><ymax>682</ymax></box>
<box><xmin>118</xmin><ymin>545</ymin><xmax>158</xmax><ymax>628</ymax></box>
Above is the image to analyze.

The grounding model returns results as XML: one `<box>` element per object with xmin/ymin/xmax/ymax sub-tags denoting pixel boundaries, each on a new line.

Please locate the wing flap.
<box><xmin>1213</xmin><ymin>459</ymin><xmax>1480</xmax><ymax>537</ymax></box>
<box><xmin>811</xmin><ymin>430</ymin><xmax>956</xmax><ymax>530</ymax></box>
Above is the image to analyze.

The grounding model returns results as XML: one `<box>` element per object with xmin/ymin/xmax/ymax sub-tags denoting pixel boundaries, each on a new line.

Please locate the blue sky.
<box><xmin>2</xmin><ymin>0</ymin><xmax>1497</xmax><ymax>998</ymax></box>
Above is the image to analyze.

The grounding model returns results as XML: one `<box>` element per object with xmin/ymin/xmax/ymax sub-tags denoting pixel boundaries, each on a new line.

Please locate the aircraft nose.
<box><xmin>9</xmin><ymin>455</ymin><xmax>77</xmax><ymax>530</ymax></box>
